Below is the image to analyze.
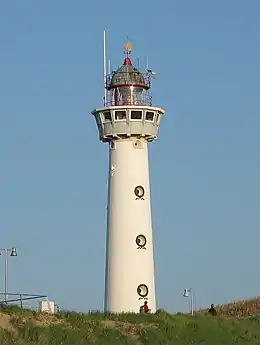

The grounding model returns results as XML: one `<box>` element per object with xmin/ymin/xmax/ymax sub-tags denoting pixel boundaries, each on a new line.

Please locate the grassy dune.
<box><xmin>0</xmin><ymin>298</ymin><xmax>260</xmax><ymax>344</ymax></box>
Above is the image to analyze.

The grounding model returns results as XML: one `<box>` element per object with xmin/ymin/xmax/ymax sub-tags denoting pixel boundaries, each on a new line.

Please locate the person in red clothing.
<box><xmin>140</xmin><ymin>301</ymin><xmax>150</xmax><ymax>313</ymax></box>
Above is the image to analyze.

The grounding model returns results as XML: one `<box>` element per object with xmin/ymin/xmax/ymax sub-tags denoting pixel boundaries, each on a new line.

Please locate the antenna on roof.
<box><xmin>146</xmin><ymin>55</ymin><xmax>156</xmax><ymax>79</ymax></box>
<box><xmin>108</xmin><ymin>59</ymin><xmax>111</xmax><ymax>75</ymax></box>
<box><xmin>103</xmin><ymin>29</ymin><xmax>107</xmax><ymax>105</ymax></box>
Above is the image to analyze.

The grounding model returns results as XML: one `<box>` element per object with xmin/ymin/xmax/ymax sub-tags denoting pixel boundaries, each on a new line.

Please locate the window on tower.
<box><xmin>103</xmin><ymin>111</ymin><xmax>112</xmax><ymax>121</ymax></box>
<box><xmin>131</xmin><ymin>110</ymin><xmax>142</xmax><ymax>120</ymax></box>
<box><xmin>115</xmin><ymin>110</ymin><xmax>126</xmax><ymax>120</ymax></box>
<box><xmin>145</xmin><ymin>111</ymin><xmax>154</xmax><ymax>121</ymax></box>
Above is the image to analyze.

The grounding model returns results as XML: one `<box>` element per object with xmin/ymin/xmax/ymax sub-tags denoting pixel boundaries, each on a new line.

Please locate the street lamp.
<box><xmin>183</xmin><ymin>288</ymin><xmax>194</xmax><ymax>316</ymax></box>
<box><xmin>0</xmin><ymin>248</ymin><xmax>17</xmax><ymax>302</ymax></box>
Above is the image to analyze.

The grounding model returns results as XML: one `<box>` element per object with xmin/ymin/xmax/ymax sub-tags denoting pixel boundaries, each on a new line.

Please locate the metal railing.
<box><xmin>104</xmin><ymin>90</ymin><xmax>152</xmax><ymax>107</ymax></box>
<box><xmin>0</xmin><ymin>292</ymin><xmax>48</xmax><ymax>309</ymax></box>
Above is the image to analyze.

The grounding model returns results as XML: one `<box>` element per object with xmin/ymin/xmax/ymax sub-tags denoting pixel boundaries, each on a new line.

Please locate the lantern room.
<box><xmin>105</xmin><ymin>43</ymin><xmax>153</xmax><ymax>107</ymax></box>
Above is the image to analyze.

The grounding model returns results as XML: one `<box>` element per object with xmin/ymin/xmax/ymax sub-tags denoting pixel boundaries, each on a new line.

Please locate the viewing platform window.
<box><xmin>103</xmin><ymin>111</ymin><xmax>111</xmax><ymax>121</ymax></box>
<box><xmin>145</xmin><ymin>111</ymin><xmax>154</xmax><ymax>121</ymax></box>
<box><xmin>115</xmin><ymin>110</ymin><xmax>126</xmax><ymax>120</ymax></box>
<box><xmin>131</xmin><ymin>110</ymin><xmax>142</xmax><ymax>120</ymax></box>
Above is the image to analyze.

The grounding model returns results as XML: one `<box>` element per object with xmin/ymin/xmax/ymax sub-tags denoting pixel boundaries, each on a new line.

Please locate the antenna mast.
<box><xmin>103</xmin><ymin>29</ymin><xmax>107</xmax><ymax>105</ymax></box>
<box><xmin>108</xmin><ymin>59</ymin><xmax>111</xmax><ymax>75</ymax></box>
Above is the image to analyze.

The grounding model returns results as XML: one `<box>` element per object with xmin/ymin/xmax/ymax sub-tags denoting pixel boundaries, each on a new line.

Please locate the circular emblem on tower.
<box><xmin>136</xmin><ymin>235</ymin><xmax>147</xmax><ymax>249</ymax></box>
<box><xmin>134</xmin><ymin>185</ymin><xmax>145</xmax><ymax>199</ymax></box>
<box><xmin>137</xmin><ymin>284</ymin><xmax>149</xmax><ymax>299</ymax></box>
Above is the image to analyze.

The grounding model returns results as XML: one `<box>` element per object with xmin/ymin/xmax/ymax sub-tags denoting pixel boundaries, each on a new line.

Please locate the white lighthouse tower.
<box><xmin>92</xmin><ymin>38</ymin><xmax>165</xmax><ymax>313</ymax></box>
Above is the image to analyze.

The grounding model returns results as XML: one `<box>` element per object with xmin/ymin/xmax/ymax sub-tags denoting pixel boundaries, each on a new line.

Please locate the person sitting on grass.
<box><xmin>139</xmin><ymin>301</ymin><xmax>151</xmax><ymax>314</ymax></box>
<box><xmin>208</xmin><ymin>303</ymin><xmax>217</xmax><ymax>316</ymax></box>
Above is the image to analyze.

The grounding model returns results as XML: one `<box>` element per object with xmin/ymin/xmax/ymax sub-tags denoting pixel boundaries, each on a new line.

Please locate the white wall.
<box><xmin>105</xmin><ymin>138</ymin><xmax>156</xmax><ymax>313</ymax></box>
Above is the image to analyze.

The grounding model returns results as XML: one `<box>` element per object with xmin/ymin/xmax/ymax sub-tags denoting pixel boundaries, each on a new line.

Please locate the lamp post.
<box><xmin>183</xmin><ymin>288</ymin><xmax>194</xmax><ymax>316</ymax></box>
<box><xmin>0</xmin><ymin>248</ymin><xmax>17</xmax><ymax>302</ymax></box>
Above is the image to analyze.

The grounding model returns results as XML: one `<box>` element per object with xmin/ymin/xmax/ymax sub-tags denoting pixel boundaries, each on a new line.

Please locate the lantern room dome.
<box><xmin>107</xmin><ymin>56</ymin><xmax>149</xmax><ymax>90</ymax></box>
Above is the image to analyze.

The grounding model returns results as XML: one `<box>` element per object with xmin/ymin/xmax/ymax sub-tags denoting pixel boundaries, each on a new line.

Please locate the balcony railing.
<box><xmin>104</xmin><ymin>93</ymin><xmax>152</xmax><ymax>107</ymax></box>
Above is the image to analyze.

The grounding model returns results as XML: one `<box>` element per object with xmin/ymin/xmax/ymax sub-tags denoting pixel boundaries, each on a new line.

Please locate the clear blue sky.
<box><xmin>1</xmin><ymin>0</ymin><xmax>259</xmax><ymax>313</ymax></box>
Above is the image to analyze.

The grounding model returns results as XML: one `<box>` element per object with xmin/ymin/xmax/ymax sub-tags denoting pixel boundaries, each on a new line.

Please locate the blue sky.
<box><xmin>0</xmin><ymin>0</ymin><xmax>260</xmax><ymax>313</ymax></box>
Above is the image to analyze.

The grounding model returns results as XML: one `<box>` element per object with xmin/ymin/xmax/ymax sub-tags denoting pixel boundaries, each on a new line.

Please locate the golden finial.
<box><xmin>125</xmin><ymin>40</ymin><xmax>132</xmax><ymax>55</ymax></box>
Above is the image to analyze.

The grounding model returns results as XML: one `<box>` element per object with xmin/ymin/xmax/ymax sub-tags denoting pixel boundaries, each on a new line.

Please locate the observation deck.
<box><xmin>92</xmin><ymin>47</ymin><xmax>164</xmax><ymax>142</ymax></box>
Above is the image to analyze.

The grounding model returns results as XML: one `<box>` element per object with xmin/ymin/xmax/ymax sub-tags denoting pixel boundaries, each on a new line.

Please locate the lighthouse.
<box><xmin>92</xmin><ymin>37</ymin><xmax>165</xmax><ymax>313</ymax></box>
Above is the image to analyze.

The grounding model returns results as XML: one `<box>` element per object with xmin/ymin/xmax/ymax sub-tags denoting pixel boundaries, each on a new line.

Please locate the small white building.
<box><xmin>39</xmin><ymin>300</ymin><xmax>55</xmax><ymax>314</ymax></box>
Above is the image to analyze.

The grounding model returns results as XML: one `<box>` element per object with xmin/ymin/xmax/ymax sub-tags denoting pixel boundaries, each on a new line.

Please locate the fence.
<box><xmin>0</xmin><ymin>292</ymin><xmax>58</xmax><ymax>312</ymax></box>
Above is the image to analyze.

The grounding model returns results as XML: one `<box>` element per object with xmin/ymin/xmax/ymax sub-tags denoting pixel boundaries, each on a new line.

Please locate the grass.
<box><xmin>0</xmin><ymin>298</ymin><xmax>260</xmax><ymax>344</ymax></box>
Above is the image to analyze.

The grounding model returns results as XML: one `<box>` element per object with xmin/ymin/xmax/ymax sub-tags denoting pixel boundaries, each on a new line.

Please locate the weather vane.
<box><xmin>124</xmin><ymin>39</ymin><xmax>132</xmax><ymax>57</ymax></box>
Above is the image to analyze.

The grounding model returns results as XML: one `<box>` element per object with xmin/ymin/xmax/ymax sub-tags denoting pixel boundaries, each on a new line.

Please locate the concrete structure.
<box><xmin>39</xmin><ymin>300</ymin><xmax>55</xmax><ymax>314</ymax></box>
<box><xmin>92</xmin><ymin>40</ymin><xmax>165</xmax><ymax>313</ymax></box>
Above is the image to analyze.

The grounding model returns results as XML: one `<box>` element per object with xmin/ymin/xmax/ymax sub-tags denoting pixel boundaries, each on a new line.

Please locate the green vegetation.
<box><xmin>0</xmin><ymin>298</ymin><xmax>260</xmax><ymax>344</ymax></box>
